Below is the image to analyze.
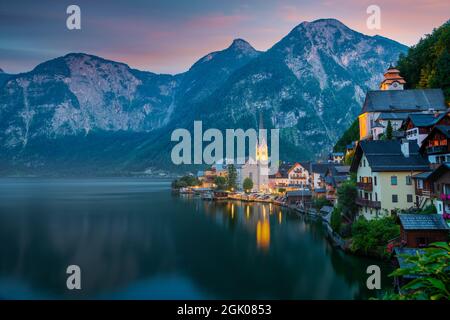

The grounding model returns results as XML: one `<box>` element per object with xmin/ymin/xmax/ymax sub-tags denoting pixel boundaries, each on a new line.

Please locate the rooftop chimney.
<box><xmin>401</xmin><ymin>139</ymin><xmax>410</xmax><ymax>158</ymax></box>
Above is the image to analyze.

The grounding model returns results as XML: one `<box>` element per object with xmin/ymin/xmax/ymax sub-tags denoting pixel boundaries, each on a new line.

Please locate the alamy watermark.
<box><xmin>171</xmin><ymin>121</ymin><xmax>280</xmax><ymax>174</ymax></box>
<box><xmin>366</xmin><ymin>5</ymin><xmax>381</xmax><ymax>30</ymax></box>
<box><xmin>66</xmin><ymin>5</ymin><xmax>81</xmax><ymax>30</ymax></box>
<box><xmin>66</xmin><ymin>265</ymin><xmax>81</xmax><ymax>290</ymax></box>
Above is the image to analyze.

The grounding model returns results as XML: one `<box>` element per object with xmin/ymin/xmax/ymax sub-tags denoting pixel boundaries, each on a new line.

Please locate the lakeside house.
<box><xmin>286</xmin><ymin>190</ymin><xmax>312</xmax><ymax>208</ymax></box>
<box><xmin>323</xmin><ymin>165</ymin><xmax>350</xmax><ymax>204</ymax></box>
<box><xmin>350</xmin><ymin>140</ymin><xmax>429</xmax><ymax>220</ymax></box>
<box><xmin>398</xmin><ymin>214</ymin><xmax>449</xmax><ymax>247</ymax></box>
<box><xmin>268</xmin><ymin>162</ymin><xmax>291</xmax><ymax>190</ymax></box>
<box><xmin>268</xmin><ymin>162</ymin><xmax>311</xmax><ymax>191</ymax></box>
<box><xmin>310</xmin><ymin>162</ymin><xmax>330</xmax><ymax>191</ymax></box>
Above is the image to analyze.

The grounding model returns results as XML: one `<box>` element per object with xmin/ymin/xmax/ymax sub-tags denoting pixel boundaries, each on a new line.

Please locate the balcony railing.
<box><xmin>416</xmin><ymin>189</ymin><xmax>432</xmax><ymax>197</ymax></box>
<box><xmin>356</xmin><ymin>197</ymin><xmax>381</xmax><ymax>209</ymax></box>
<box><xmin>357</xmin><ymin>181</ymin><xmax>373</xmax><ymax>191</ymax></box>
<box><xmin>426</xmin><ymin>145</ymin><xmax>448</xmax><ymax>154</ymax></box>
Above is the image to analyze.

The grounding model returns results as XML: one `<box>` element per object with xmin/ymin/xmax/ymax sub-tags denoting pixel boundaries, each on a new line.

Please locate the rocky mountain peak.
<box><xmin>228</xmin><ymin>38</ymin><xmax>257</xmax><ymax>54</ymax></box>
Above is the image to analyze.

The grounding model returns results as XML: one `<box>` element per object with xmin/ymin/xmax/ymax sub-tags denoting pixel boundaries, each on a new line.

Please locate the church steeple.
<box><xmin>256</xmin><ymin>111</ymin><xmax>268</xmax><ymax>162</ymax></box>
<box><xmin>380</xmin><ymin>65</ymin><xmax>406</xmax><ymax>90</ymax></box>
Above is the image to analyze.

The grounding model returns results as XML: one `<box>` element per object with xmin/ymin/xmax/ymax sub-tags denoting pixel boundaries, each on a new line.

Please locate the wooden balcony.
<box><xmin>415</xmin><ymin>189</ymin><xmax>432</xmax><ymax>197</ymax></box>
<box><xmin>357</xmin><ymin>181</ymin><xmax>373</xmax><ymax>191</ymax></box>
<box><xmin>355</xmin><ymin>197</ymin><xmax>381</xmax><ymax>209</ymax></box>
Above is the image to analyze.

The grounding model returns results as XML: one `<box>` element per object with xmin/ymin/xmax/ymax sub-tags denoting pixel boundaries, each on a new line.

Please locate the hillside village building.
<box><xmin>419</xmin><ymin>125</ymin><xmax>450</xmax><ymax>168</ymax></box>
<box><xmin>358</xmin><ymin>66</ymin><xmax>447</xmax><ymax>140</ymax></box>
<box><xmin>350</xmin><ymin>140</ymin><xmax>429</xmax><ymax>220</ymax></box>
<box><xmin>404</xmin><ymin>112</ymin><xmax>450</xmax><ymax>146</ymax></box>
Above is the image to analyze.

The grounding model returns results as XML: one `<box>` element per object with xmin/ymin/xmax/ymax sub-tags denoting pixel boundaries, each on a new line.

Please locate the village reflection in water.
<box><xmin>198</xmin><ymin>199</ymin><xmax>288</xmax><ymax>251</ymax></box>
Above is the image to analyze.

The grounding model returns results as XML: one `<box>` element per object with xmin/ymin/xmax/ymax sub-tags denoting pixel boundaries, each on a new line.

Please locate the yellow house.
<box><xmin>350</xmin><ymin>140</ymin><xmax>430</xmax><ymax>220</ymax></box>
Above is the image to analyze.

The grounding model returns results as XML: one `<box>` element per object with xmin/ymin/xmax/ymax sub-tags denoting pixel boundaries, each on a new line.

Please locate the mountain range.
<box><xmin>0</xmin><ymin>19</ymin><xmax>408</xmax><ymax>175</ymax></box>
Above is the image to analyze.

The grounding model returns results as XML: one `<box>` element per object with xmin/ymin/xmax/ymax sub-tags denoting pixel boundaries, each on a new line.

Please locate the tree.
<box><xmin>351</xmin><ymin>216</ymin><xmax>400</xmax><ymax>257</ymax></box>
<box><xmin>312</xmin><ymin>197</ymin><xmax>332</xmax><ymax>211</ymax></box>
<box><xmin>398</xmin><ymin>20</ymin><xmax>450</xmax><ymax>103</ymax></box>
<box><xmin>172</xmin><ymin>175</ymin><xmax>200</xmax><ymax>189</ymax></box>
<box><xmin>330</xmin><ymin>207</ymin><xmax>342</xmax><ymax>234</ymax></box>
<box><xmin>227</xmin><ymin>164</ymin><xmax>237</xmax><ymax>191</ymax></box>
<box><xmin>383</xmin><ymin>242</ymin><xmax>450</xmax><ymax>300</ymax></box>
<box><xmin>214</xmin><ymin>176</ymin><xmax>227</xmax><ymax>190</ymax></box>
<box><xmin>334</xmin><ymin>119</ymin><xmax>359</xmax><ymax>152</ymax></box>
<box><xmin>385</xmin><ymin>120</ymin><xmax>393</xmax><ymax>140</ymax></box>
<box><xmin>336</xmin><ymin>180</ymin><xmax>358</xmax><ymax>222</ymax></box>
<box><xmin>243</xmin><ymin>177</ymin><xmax>253</xmax><ymax>193</ymax></box>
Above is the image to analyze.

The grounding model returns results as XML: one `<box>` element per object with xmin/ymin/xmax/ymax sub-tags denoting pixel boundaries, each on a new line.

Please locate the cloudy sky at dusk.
<box><xmin>1</xmin><ymin>0</ymin><xmax>449</xmax><ymax>74</ymax></box>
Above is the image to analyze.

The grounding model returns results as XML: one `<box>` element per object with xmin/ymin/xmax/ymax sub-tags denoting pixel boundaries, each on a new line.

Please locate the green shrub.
<box><xmin>351</xmin><ymin>216</ymin><xmax>400</xmax><ymax>257</ymax></box>
<box><xmin>331</xmin><ymin>207</ymin><xmax>342</xmax><ymax>234</ymax></box>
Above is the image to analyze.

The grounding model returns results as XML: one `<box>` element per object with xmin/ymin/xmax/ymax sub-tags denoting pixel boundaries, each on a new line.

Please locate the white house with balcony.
<box><xmin>350</xmin><ymin>140</ymin><xmax>430</xmax><ymax>220</ymax></box>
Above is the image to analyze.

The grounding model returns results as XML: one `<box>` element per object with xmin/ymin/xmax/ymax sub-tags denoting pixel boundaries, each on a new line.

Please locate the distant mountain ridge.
<box><xmin>0</xmin><ymin>18</ymin><xmax>408</xmax><ymax>175</ymax></box>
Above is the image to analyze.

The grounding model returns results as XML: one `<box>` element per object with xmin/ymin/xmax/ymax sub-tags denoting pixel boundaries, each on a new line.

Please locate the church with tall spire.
<box><xmin>237</xmin><ymin>112</ymin><xmax>270</xmax><ymax>192</ymax></box>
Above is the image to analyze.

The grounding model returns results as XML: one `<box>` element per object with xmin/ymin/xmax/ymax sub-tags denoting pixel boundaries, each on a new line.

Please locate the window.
<box><xmin>391</xmin><ymin>176</ymin><xmax>398</xmax><ymax>186</ymax></box>
<box><xmin>406</xmin><ymin>176</ymin><xmax>412</xmax><ymax>185</ymax></box>
<box><xmin>418</xmin><ymin>180</ymin><xmax>424</xmax><ymax>189</ymax></box>
<box><xmin>375</xmin><ymin>193</ymin><xmax>378</xmax><ymax>201</ymax></box>
<box><xmin>392</xmin><ymin>194</ymin><xmax>398</xmax><ymax>203</ymax></box>
<box><xmin>407</xmin><ymin>194</ymin><xmax>413</xmax><ymax>203</ymax></box>
<box><xmin>363</xmin><ymin>160</ymin><xmax>366</xmax><ymax>167</ymax></box>
<box><xmin>374</xmin><ymin>176</ymin><xmax>377</xmax><ymax>186</ymax></box>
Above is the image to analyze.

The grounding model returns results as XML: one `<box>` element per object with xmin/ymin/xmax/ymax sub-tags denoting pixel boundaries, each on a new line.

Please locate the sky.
<box><xmin>0</xmin><ymin>0</ymin><xmax>449</xmax><ymax>74</ymax></box>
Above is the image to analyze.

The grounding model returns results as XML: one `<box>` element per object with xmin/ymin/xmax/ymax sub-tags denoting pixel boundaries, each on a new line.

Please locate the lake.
<box><xmin>0</xmin><ymin>178</ymin><xmax>392</xmax><ymax>299</ymax></box>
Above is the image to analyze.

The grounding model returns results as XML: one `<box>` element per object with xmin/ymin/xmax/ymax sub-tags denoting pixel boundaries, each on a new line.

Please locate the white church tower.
<box><xmin>255</xmin><ymin>112</ymin><xmax>269</xmax><ymax>192</ymax></box>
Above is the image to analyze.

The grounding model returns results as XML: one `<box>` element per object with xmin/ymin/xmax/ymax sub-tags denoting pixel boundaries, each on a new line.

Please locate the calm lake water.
<box><xmin>0</xmin><ymin>178</ymin><xmax>392</xmax><ymax>299</ymax></box>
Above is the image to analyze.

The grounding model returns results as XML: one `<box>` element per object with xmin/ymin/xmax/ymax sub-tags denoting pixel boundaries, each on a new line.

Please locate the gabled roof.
<box><xmin>419</xmin><ymin>125</ymin><xmax>450</xmax><ymax>153</ymax></box>
<box><xmin>350</xmin><ymin>140</ymin><xmax>430</xmax><ymax>172</ymax></box>
<box><xmin>361</xmin><ymin>89</ymin><xmax>446</xmax><ymax>114</ymax></box>
<box><xmin>399</xmin><ymin>214</ymin><xmax>449</xmax><ymax>230</ymax></box>
<box><xmin>310</xmin><ymin>163</ymin><xmax>330</xmax><ymax>175</ymax></box>
<box><xmin>269</xmin><ymin>162</ymin><xmax>292</xmax><ymax>179</ymax></box>
<box><xmin>433</xmin><ymin>125</ymin><xmax>450</xmax><ymax>138</ymax></box>
<box><xmin>406</xmin><ymin>112</ymin><xmax>447</xmax><ymax>128</ymax></box>
<box><xmin>426</xmin><ymin>162</ymin><xmax>450</xmax><ymax>182</ymax></box>
<box><xmin>412</xmin><ymin>171</ymin><xmax>432</xmax><ymax>180</ymax></box>
<box><xmin>377</xmin><ymin>112</ymin><xmax>410</xmax><ymax>121</ymax></box>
